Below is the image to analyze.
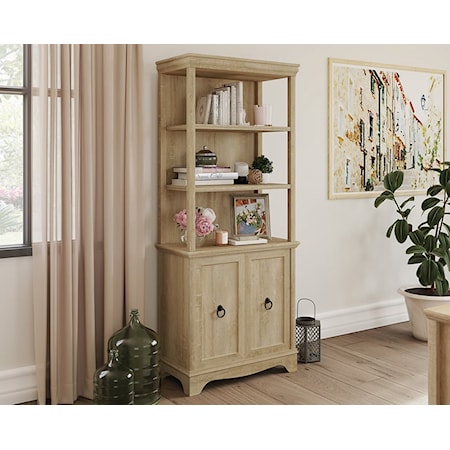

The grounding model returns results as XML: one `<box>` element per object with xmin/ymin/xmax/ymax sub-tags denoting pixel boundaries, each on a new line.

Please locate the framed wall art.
<box><xmin>232</xmin><ymin>194</ymin><xmax>271</xmax><ymax>239</ymax></box>
<box><xmin>328</xmin><ymin>58</ymin><xmax>445</xmax><ymax>199</ymax></box>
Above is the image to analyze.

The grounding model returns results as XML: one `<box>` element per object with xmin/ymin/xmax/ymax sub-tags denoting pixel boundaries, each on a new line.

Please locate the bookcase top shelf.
<box><xmin>156</xmin><ymin>53</ymin><xmax>299</xmax><ymax>81</ymax></box>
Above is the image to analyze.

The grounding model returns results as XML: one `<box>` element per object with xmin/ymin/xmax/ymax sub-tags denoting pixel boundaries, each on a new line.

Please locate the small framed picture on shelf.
<box><xmin>232</xmin><ymin>194</ymin><xmax>271</xmax><ymax>239</ymax></box>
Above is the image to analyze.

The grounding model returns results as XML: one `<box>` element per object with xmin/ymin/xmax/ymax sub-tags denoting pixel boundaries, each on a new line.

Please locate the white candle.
<box><xmin>234</xmin><ymin>162</ymin><xmax>249</xmax><ymax>177</ymax></box>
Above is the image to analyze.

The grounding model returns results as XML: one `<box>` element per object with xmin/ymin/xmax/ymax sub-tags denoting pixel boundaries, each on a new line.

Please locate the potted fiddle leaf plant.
<box><xmin>374</xmin><ymin>165</ymin><xmax>450</xmax><ymax>341</ymax></box>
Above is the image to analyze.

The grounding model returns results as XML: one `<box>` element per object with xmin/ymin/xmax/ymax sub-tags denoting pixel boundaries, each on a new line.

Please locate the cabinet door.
<box><xmin>247</xmin><ymin>249</ymin><xmax>291</xmax><ymax>355</ymax></box>
<box><xmin>191</xmin><ymin>255</ymin><xmax>244</xmax><ymax>369</ymax></box>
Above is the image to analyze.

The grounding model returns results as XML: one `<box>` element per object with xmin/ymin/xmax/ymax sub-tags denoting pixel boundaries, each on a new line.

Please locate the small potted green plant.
<box><xmin>374</xmin><ymin>165</ymin><xmax>450</xmax><ymax>340</ymax></box>
<box><xmin>249</xmin><ymin>155</ymin><xmax>273</xmax><ymax>184</ymax></box>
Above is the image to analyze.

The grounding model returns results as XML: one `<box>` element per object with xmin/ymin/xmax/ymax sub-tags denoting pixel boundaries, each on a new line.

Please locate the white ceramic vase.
<box><xmin>398</xmin><ymin>286</ymin><xmax>450</xmax><ymax>341</ymax></box>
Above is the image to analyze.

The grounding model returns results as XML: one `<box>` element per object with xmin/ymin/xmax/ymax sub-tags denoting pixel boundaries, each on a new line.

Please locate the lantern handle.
<box><xmin>296</xmin><ymin>298</ymin><xmax>316</xmax><ymax>319</ymax></box>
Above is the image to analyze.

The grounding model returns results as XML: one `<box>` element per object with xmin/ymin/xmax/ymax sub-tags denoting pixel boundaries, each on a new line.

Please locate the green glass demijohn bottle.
<box><xmin>108</xmin><ymin>308</ymin><xmax>160</xmax><ymax>405</ymax></box>
<box><xmin>93</xmin><ymin>348</ymin><xmax>135</xmax><ymax>405</ymax></box>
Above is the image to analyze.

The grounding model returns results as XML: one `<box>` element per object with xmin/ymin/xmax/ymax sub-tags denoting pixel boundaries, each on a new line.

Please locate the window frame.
<box><xmin>0</xmin><ymin>44</ymin><xmax>32</xmax><ymax>258</ymax></box>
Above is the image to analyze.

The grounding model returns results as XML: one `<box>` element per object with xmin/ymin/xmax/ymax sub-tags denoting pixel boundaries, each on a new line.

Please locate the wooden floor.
<box><xmin>158</xmin><ymin>321</ymin><xmax>428</xmax><ymax>405</ymax></box>
<box><xmin>23</xmin><ymin>321</ymin><xmax>429</xmax><ymax>405</ymax></box>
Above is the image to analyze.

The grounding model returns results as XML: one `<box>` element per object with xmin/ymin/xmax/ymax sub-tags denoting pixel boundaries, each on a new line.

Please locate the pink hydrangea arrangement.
<box><xmin>174</xmin><ymin>207</ymin><xmax>218</xmax><ymax>237</ymax></box>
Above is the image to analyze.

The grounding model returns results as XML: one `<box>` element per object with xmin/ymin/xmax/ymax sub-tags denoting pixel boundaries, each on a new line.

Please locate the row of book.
<box><xmin>196</xmin><ymin>81</ymin><xmax>245</xmax><ymax>126</ymax></box>
<box><xmin>171</xmin><ymin>166</ymin><xmax>238</xmax><ymax>186</ymax></box>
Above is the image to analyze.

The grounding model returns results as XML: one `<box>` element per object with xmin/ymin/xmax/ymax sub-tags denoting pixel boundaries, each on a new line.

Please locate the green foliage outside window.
<box><xmin>0</xmin><ymin>45</ymin><xmax>26</xmax><ymax>249</ymax></box>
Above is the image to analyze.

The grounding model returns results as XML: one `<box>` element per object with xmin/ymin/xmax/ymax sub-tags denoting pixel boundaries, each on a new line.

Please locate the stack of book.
<box><xmin>228</xmin><ymin>236</ymin><xmax>268</xmax><ymax>246</ymax></box>
<box><xmin>196</xmin><ymin>81</ymin><xmax>245</xmax><ymax>126</ymax></box>
<box><xmin>171</xmin><ymin>166</ymin><xmax>239</xmax><ymax>186</ymax></box>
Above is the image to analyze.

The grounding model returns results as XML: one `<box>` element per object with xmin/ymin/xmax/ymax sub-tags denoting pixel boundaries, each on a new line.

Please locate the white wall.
<box><xmin>2</xmin><ymin>44</ymin><xmax>449</xmax><ymax>403</ymax></box>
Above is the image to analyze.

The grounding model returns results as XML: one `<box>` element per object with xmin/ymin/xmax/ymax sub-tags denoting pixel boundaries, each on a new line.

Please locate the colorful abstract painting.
<box><xmin>329</xmin><ymin>58</ymin><xmax>445</xmax><ymax>198</ymax></box>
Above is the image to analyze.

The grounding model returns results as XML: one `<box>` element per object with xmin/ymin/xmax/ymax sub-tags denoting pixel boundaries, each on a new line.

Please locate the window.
<box><xmin>369</xmin><ymin>112</ymin><xmax>374</xmax><ymax>140</ymax></box>
<box><xmin>0</xmin><ymin>44</ymin><xmax>31</xmax><ymax>257</ymax></box>
<box><xmin>359</xmin><ymin>119</ymin><xmax>365</xmax><ymax>148</ymax></box>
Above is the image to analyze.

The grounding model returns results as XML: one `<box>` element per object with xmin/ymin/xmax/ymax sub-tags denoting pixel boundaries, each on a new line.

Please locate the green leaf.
<box><xmin>383</xmin><ymin>171</ymin><xmax>404</xmax><ymax>192</ymax></box>
<box><xmin>435</xmin><ymin>278</ymin><xmax>449</xmax><ymax>296</ymax></box>
<box><xmin>408</xmin><ymin>254</ymin><xmax>426</xmax><ymax>265</ymax></box>
<box><xmin>424</xmin><ymin>235</ymin><xmax>437</xmax><ymax>252</ymax></box>
<box><xmin>418</xmin><ymin>224</ymin><xmax>432</xmax><ymax>234</ymax></box>
<box><xmin>400</xmin><ymin>196</ymin><xmax>415</xmax><ymax>209</ymax></box>
<box><xmin>438</xmin><ymin>232</ymin><xmax>450</xmax><ymax>250</ymax></box>
<box><xmin>406</xmin><ymin>245</ymin><xmax>426</xmax><ymax>254</ymax></box>
<box><xmin>374</xmin><ymin>191</ymin><xmax>394</xmax><ymax>208</ymax></box>
<box><xmin>427</xmin><ymin>185</ymin><xmax>443</xmax><ymax>196</ymax></box>
<box><xmin>422</xmin><ymin>197</ymin><xmax>440</xmax><ymax>211</ymax></box>
<box><xmin>417</xmin><ymin>259</ymin><xmax>439</xmax><ymax>286</ymax></box>
<box><xmin>427</xmin><ymin>206</ymin><xmax>445</xmax><ymax>227</ymax></box>
<box><xmin>440</xmin><ymin>168</ymin><xmax>450</xmax><ymax>187</ymax></box>
<box><xmin>437</xmin><ymin>261</ymin><xmax>446</xmax><ymax>278</ymax></box>
<box><xmin>409</xmin><ymin>229</ymin><xmax>425</xmax><ymax>246</ymax></box>
<box><xmin>386</xmin><ymin>222</ymin><xmax>395</xmax><ymax>238</ymax></box>
<box><xmin>443</xmin><ymin>250</ymin><xmax>450</xmax><ymax>268</ymax></box>
<box><xmin>432</xmin><ymin>247</ymin><xmax>447</xmax><ymax>258</ymax></box>
<box><xmin>394</xmin><ymin>219</ymin><xmax>410</xmax><ymax>243</ymax></box>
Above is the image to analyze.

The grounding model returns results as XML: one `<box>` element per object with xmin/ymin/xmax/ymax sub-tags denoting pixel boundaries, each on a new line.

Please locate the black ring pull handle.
<box><xmin>216</xmin><ymin>304</ymin><xmax>226</xmax><ymax>318</ymax></box>
<box><xmin>264</xmin><ymin>297</ymin><xmax>273</xmax><ymax>310</ymax></box>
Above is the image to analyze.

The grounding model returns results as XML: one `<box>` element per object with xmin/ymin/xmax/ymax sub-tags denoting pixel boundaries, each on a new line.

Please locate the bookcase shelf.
<box><xmin>167</xmin><ymin>183</ymin><xmax>292</xmax><ymax>192</ymax></box>
<box><xmin>167</xmin><ymin>124</ymin><xmax>290</xmax><ymax>132</ymax></box>
<box><xmin>156</xmin><ymin>53</ymin><xmax>299</xmax><ymax>396</ymax></box>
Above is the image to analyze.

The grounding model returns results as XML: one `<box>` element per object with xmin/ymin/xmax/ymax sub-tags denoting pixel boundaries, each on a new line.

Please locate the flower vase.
<box><xmin>180</xmin><ymin>230</ymin><xmax>206</xmax><ymax>247</ymax></box>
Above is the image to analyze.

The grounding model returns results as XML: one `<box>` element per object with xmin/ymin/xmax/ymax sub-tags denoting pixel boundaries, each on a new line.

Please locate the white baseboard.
<box><xmin>317</xmin><ymin>297</ymin><xmax>409</xmax><ymax>339</ymax></box>
<box><xmin>0</xmin><ymin>365</ymin><xmax>37</xmax><ymax>405</ymax></box>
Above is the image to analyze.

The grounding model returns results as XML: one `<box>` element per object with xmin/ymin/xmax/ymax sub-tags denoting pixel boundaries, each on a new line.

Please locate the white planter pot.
<box><xmin>398</xmin><ymin>286</ymin><xmax>450</xmax><ymax>341</ymax></box>
<box><xmin>262</xmin><ymin>173</ymin><xmax>272</xmax><ymax>184</ymax></box>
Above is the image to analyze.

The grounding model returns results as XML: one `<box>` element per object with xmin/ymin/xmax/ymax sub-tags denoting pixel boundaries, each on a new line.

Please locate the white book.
<box><xmin>214</xmin><ymin>87</ymin><xmax>230</xmax><ymax>125</ymax></box>
<box><xmin>226</xmin><ymin>81</ymin><xmax>244</xmax><ymax>125</ymax></box>
<box><xmin>228</xmin><ymin>238</ymin><xmax>268</xmax><ymax>246</ymax></box>
<box><xmin>218</xmin><ymin>89</ymin><xmax>225</xmax><ymax>125</ymax></box>
<box><xmin>224</xmin><ymin>85</ymin><xmax>231</xmax><ymax>125</ymax></box>
<box><xmin>171</xmin><ymin>178</ymin><xmax>234</xmax><ymax>186</ymax></box>
<box><xmin>209</xmin><ymin>93</ymin><xmax>219</xmax><ymax>124</ymax></box>
<box><xmin>197</xmin><ymin>166</ymin><xmax>232</xmax><ymax>173</ymax></box>
<box><xmin>177</xmin><ymin>172</ymin><xmax>238</xmax><ymax>180</ymax></box>
<box><xmin>224</xmin><ymin>83</ymin><xmax>237</xmax><ymax>125</ymax></box>
<box><xmin>173</xmin><ymin>166</ymin><xmax>232</xmax><ymax>173</ymax></box>
<box><xmin>173</xmin><ymin>167</ymin><xmax>203</xmax><ymax>174</ymax></box>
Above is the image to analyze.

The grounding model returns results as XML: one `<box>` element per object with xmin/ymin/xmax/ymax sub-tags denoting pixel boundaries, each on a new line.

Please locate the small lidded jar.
<box><xmin>196</xmin><ymin>145</ymin><xmax>217</xmax><ymax>166</ymax></box>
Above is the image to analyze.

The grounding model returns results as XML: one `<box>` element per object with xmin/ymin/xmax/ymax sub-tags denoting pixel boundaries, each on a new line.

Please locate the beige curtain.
<box><xmin>31</xmin><ymin>44</ymin><xmax>145</xmax><ymax>404</ymax></box>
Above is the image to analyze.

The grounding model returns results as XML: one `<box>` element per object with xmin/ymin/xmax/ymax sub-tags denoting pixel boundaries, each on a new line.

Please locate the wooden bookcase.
<box><xmin>156</xmin><ymin>53</ymin><xmax>299</xmax><ymax>395</ymax></box>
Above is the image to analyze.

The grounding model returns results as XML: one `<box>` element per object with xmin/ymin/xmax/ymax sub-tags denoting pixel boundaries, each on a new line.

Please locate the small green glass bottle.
<box><xmin>93</xmin><ymin>349</ymin><xmax>135</xmax><ymax>405</ymax></box>
<box><xmin>108</xmin><ymin>309</ymin><xmax>160</xmax><ymax>405</ymax></box>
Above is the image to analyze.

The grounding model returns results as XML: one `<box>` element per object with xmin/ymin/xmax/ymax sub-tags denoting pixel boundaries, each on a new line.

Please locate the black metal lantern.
<box><xmin>295</xmin><ymin>298</ymin><xmax>321</xmax><ymax>363</ymax></box>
